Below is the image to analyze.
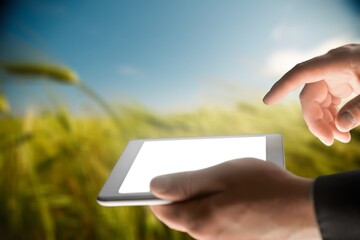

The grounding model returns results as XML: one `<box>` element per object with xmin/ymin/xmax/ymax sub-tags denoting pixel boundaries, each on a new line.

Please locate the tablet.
<box><xmin>97</xmin><ymin>134</ymin><xmax>284</xmax><ymax>206</ymax></box>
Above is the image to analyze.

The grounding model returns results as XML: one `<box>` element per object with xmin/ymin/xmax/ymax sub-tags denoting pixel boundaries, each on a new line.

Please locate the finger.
<box><xmin>318</xmin><ymin>106</ymin><xmax>351</xmax><ymax>143</ymax></box>
<box><xmin>299</xmin><ymin>82</ymin><xmax>334</xmax><ymax>145</ymax></box>
<box><xmin>299</xmin><ymin>81</ymin><xmax>328</xmax><ymax>103</ymax></box>
<box><xmin>328</xmin><ymin>105</ymin><xmax>351</xmax><ymax>143</ymax></box>
<box><xmin>150</xmin><ymin>204</ymin><xmax>188</xmax><ymax>232</ymax></box>
<box><xmin>305</xmin><ymin>113</ymin><xmax>334</xmax><ymax>146</ymax></box>
<box><xmin>263</xmin><ymin>54</ymin><xmax>348</xmax><ymax>105</ymax></box>
<box><xmin>150</xmin><ymin>166</ymin><xmax>223</xmax><ymax>202</ymax></box>
<box><xmin>336</xmin><ymin>94</ymin><xmax>360</xmax><ymax>132</ymax></box>
<box><xmin>332</xmin><ymin>125</ymin><xmax>351</xmax><ymax>143</ymax></box>
<box><xmin>150</xmin><ymin>197</ymin><xmax>215</xmax><ymax>237</ymax></box>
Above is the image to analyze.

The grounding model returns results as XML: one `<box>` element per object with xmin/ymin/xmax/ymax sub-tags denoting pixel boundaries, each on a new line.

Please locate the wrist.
<box><xmin>288</xmin><ymin>177</ymin><xmax>321</xmax><ymax>240</ymax></box>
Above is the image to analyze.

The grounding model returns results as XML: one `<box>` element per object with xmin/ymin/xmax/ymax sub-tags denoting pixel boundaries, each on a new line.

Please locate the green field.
<box><xmin>1</xmin><ymin>101</ymin><xmax>360</xmax><ymax>240</ymax></box>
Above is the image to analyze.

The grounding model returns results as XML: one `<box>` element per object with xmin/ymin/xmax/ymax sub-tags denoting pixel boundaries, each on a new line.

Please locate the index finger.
<box><xmin>263</xmin><ymin>53</ymin><xmax>348</xmax><ymax>104</ymax></box>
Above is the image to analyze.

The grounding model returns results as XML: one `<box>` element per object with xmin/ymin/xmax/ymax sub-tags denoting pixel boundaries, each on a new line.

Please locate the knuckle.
<box><xmin>293</xmin><ymin>61</ymin><xmax>306</xmax><ymax>70</ymax></box>
<box><xmin>289</xmin><ymin>62</ymin><xmax>306</xmax><ymax>78</ymax></box>
<box><xmin>326</xmin><ymin>45</ymin><xmax>358</xmax><ymax>71</ymax></box>
<box><xmin>327</xmin><ymin>45</ymin><xmax>351</xmax><ymax>56</ymax></box>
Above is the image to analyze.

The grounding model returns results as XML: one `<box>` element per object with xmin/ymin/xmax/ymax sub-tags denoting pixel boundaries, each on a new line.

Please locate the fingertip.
<box><xmin>317</xmin><ymin>135</ymin><xmax>334</xmax><ymax>146</ymax></box>
<box><xmin>307</xmin><ymin>119</ymin><xmax>335</xmax><ymax>146</ymax></box>
<box><xmin>263</xmin><ymin>88</ymin><xmax>286</xmax><ymax>105</ymax></box>
<box><xmin>262</xmin><ymin>95</ymin><xmax>271</xmax><ymax>105</ymax></box>
<box><xmin>334</xmin><ymin>132</ymin><xmax>351</xmax><ymax>143</ymax></box>
<box><xmin>336</xmin><ymin>111</ymin><xmax>356</xmax><ymax>132</ymax></box>
<box><xmin>150</xmin><ymin>175</ymin><xmax>171</xmax><ymax>195</ymax></box>
<box><xmin>320</xmin><ymin>139</ymin><xmax>333</xmax><ymax>146</ymax></box>
<box><xmin>339</xmin><ymin>136</ymin><xmax>351</xmax><ymax>143</ymax></box>
<box><xmin>263</xmin><ymin>93</ymin><xmax>276</xmax><ymax>105</ymax></box>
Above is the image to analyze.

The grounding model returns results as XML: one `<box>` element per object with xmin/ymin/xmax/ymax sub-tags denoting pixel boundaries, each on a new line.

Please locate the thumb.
<box><xmin>150</xmin><ymin>167</ymin><xmax>222</xmax><ymax>202</ymax></box>
<box><xmin>336</xmin><ymin>94</ymin><xmax>360</xmax><ymax>132</ymax></box>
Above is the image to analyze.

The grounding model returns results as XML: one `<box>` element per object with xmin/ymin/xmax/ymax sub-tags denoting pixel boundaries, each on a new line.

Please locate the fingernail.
<box><xmin>151</xmin><ymin>176</ymin><xmax>170</xmax><ymax>193</ymax></box>
<box><xmin>339</xmin><ymin>111</ymin><xmax>356</xmax><ymax>131</ymax></box>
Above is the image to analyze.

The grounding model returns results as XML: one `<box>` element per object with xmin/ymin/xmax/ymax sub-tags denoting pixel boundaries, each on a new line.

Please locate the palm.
<box><xmin>300</xmin><ymin>80</ymin><xmax>353</xmax><ymax>145</ymax></box>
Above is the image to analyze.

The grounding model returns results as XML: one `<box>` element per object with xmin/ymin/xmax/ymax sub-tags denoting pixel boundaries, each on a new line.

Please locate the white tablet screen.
<box><xmin>119</xmin><ymin>136</ymin><xmax>266</xmax><ymax>193</ymax></box>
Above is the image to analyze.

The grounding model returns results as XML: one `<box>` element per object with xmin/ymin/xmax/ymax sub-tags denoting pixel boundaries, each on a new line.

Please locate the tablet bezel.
<box><xmin>97</xmin><ymin>134</ymin><xmax>284</xmax><ymax>206</ymax></box>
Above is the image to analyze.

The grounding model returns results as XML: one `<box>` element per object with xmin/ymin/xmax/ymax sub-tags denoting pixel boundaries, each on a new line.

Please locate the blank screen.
<box><xmin>119</xmin><ymin>136</ymin><xmax>266</xmax><ymax>193</ymax></box>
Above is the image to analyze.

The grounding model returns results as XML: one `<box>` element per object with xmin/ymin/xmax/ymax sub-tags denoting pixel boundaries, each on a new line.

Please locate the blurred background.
<box><xmin>1</xmin><ymin>0</ymin><xmax>360</xmax><ymax>239</ymax></box>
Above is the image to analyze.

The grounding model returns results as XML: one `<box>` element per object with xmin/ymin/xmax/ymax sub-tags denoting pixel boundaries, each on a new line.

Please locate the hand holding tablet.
<box><xmin>97</xmin><ymin>134</ymin><xmax>284</xmax><ymax>206</ymax></box>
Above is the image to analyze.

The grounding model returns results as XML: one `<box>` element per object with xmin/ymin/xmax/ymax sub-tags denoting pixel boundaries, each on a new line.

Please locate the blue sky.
<box><xmin>1</xmin><ymin>0</ymin><xmax>360</xmax><ymax>114</ymax></box>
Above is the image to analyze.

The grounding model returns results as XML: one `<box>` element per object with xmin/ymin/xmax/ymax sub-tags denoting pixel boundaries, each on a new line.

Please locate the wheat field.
<box><xmin>1</xmin><ymin>101</ymin><xmax>360</xmax><ymax>240</ymax></box>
